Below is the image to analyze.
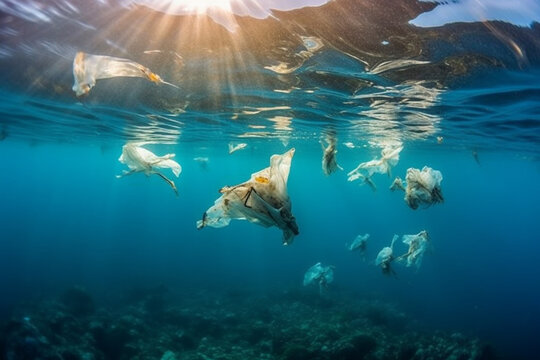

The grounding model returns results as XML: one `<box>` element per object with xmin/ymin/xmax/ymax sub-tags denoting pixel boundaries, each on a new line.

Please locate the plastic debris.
<box><xmin>197</xmin><ymin>149</ymin><xmax>299</xmax><ymax>245</ymax></box>
<box><xmin>72</xmin><ymin>51</ymin><xmax>178</xmax><ymax>96</ymax></box>
<box><xmin>303</xmin><ymin>262</ymin><xmax>334</xmax><ymax>295</ymax></box>
<box><xmin>403</xmin><ymin>166</ymin><xmax>444</xmax><ymax>209</ymax></box>
<box><xmin>228</xmin><ymin>142</ymin><xmax>247</xmax><ymax>154</ymax></box>
<box><xmin>375</xmin><ymin>235</ymin><xmax>398</xmax><ymax>276</ymax></box>
<box><xmin>348</xmin><ymin>233</ymin><xmax>369</xmax><ymax>253</ymax></box>
<box><xmin>389</xmin><ymin>177</ymin><xmax>405</xmax><ymax>191</ymax></box>
<box><xmin>116</xmin><ymin>143</ymin><xmax>181</xmax><ymax>195</ymax></box>
<box><xmin>397</xmin><ymin>230</ymin><xmax>430</xmax><ymax>268</ymax></box>
<box><xmin>347</xmin><ymin>145</ymin><xmax>403</xmax><ymax>190</ymax></box>
<box><xmin>321</xmin><ymin>135</ymin><xmax>342</xmax><ymax>176</ymax></box>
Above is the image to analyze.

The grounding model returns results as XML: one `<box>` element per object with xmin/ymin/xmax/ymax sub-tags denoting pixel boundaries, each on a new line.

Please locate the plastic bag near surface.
<box><xmin>117</xmin><ymin>143</ymin><xmax>181</xmax><ymax>195</ymax></box>
<box><xmin>347</xmin><ymin>145</ymin><xmax>403</xmax><ymax>188</ymax></box>
<box><xmin>398</xmin><ymin>230</ymin><xmax>430</xmax><ymax>268</ymax></box>
<box><xmin>197</xmin><ymin>149</ymin><xmax>299</xmax><ymax>245</ymax></box>
<box><xmin>404</xmin><ymin>166</ymin><xmax>444</xmax><ymax>210</ymax></box>
<box><xmin>72</xmin><ymin>51</ymin><xmax>174</xmax><ymax>96</ymax></box>
<box><xmin>303</xmin><ymin>262</ymin><xmax>334</xmax><ymax>287</ymax></box>
<box><xmin>321</xmin><ymin>134</ymin><xmax>342</xmax><ymax>176</ymax></box>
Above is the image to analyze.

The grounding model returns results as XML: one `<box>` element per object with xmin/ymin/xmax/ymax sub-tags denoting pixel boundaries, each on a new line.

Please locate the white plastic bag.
<box><xmin>72</xmin><ymin>52</ymin><xmax>176</xmax><ymax>96</ymax></box>
<box><xmin>197</xmin><ymin>149</ymin><xmax>299</xmax><ymax>245</ymax></box>
<box><xmin>117</xmin><ymin>143</ymin><xmax>181</xmax><ymax>195</ymax></box>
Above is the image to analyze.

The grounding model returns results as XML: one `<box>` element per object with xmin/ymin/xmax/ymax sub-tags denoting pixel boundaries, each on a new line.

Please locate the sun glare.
<box><xmin>167</xmin><ymin>0</ymin><xmax>233</xmax><ymax>14</ymax></box>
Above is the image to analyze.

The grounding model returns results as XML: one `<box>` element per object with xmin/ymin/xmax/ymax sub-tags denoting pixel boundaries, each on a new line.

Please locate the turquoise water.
<box><xmin>1</xmin><ymin>1</ymin><xmax>540</xmax><ymax>359</ymax></box>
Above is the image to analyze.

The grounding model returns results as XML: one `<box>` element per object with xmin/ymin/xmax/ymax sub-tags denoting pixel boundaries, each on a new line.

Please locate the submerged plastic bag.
<box><xmin>117</xmin><ymin>143</ymin><xmax>181</xmax><ymax>195</ymax></box>
<box><xmin>398</xmin><ymin>230</ymin><xmax>429</xmax><ymax>268</ymax></box>
<box><xmin>348</xmin><ymin>233</ymin><xmax>369</xmax><ymax>252</ymax></box>
<box><xmin>197</xmin><ymin>149</ymin><xmax>299</xmax><ymax>245</ymax></box>
<box><xmin>404</xmin><ymin>166</ymin><xmax>444</xmax><ymax>209</ymax></box>
<box><xmin>321</xmin><ymin>135</ymin><xmax>342</xmax><ymax>176</ymax></box>
<box><xmin>375</xmin><ymin>235</ymin><xmax>398</xmax><ymax>275</ymax></box>
<box><xmin>72</xmin><ymin>51</ymin><xmax>177</xmax><ymax>96</ymax></box>
<box><xmin>303</xmin><ymin>262</ymin><xmax>334</xmax><ymax>295</ymax></box>
<box><xmin>348</xmin><ymin>145</ymin><xmax>403</xmax><ymax>190</ymax></box>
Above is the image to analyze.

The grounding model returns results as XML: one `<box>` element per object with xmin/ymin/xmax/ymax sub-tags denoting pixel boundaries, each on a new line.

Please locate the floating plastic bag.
<box><xmin>375</xmin><ymin>235</ymin><xmax>398</xmax><ymax>275</ymax></box>
<box><xmin>348</xmin><ymin>145</ymin><xmax>403</xmax><ymax>190</ymax></box>
<box><xmin>117</xmin><ymin>143</ymin><xmax>181</xmax><ymax>195</ymax></box>
<box><xmin>404</xmin><ymin>166</ymin><xmax>444</xmax><ymax>210</ymax></box>
<box><xmin>72</xmin><ymin>51</ymin><xmax>177</xmax><ymax>96</ymax></box>
<box><xmin>197</xmin><ymin>149</ymin><xmax>299</xmax><ymax>245</ymax></box>
<box><xmin>389</xmin><ymin>177</ymin><xmax>405</xmax><ymax>191</ymax></box>
<box><xmin>303</xmin><ymin>262</ymin><xmax>334</xmax><ymax>295</ymax></box>
<box><xmin>321</xmin><ymin>135</ymin><xmax>342</xmax><ymax>176</ymax></box>
<box><xmin>348</xmin><ymin>233</ymin><xmax>369</xmax><ymax>252</ymax></box>
<box><xmin>398</xmin><ymin>230</ymin><xmax>429</xmax><ymax>268</ymax></box>
<box><xmin>228</xmin><ymin>142</ymin><xmax>247</xmax><ymax>154</ymax></box>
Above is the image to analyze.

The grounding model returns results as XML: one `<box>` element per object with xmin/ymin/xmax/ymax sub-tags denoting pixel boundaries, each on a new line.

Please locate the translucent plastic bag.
<box><xmin>348</xmin><ymin>145</ymin><xmax>403</xmax><ymax>189</ymax></box>
<box><xmin>117</xmin><ymin>143</ymin><xmax>181</xmax><ymax>195</ymax></box>
<box><xmin>321</xmin><ymin>135</ymin><xmax>342</xmax><ymax>176</ymax></box>
<box><xmin>72</xmin><ymin>51</ymin><xmax>177</xmax><ymax>96</ymax></box>
<box><xmin>375</xmin><ymin>235</ymin><xmax>398</xmax><ymax>275</ymax></box>
<box><xmin>404</xmin><ymin>166</ymin><xmax>444</xmax><ymax>209</ymax></box>
<box><xmin>197</xmin><ymin>149</ymin><xmax>299</xmax><ymax>245</ymax></box>
<box><xmin>303</xmin><ymin>262</ymin><xmax>334</xmax><ymax>295</ymax></box>
<box><xmin>398</xmin><ymin>230</ymin><xmax>429</xmax><ymax>268</ymax></box>
<box><xmin>348</xmin><ymin>234</ymin><xmax>369</xmax><ymax>252</ymax></box>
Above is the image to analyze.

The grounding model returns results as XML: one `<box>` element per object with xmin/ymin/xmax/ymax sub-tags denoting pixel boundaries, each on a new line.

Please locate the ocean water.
<box><xmin>1</xmin><ymin>1</ymin><xmax>540</xmax><ymax>360</ymax></box>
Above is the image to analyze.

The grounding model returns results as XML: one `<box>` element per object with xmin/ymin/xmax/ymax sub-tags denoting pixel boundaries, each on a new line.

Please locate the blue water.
<box><xmin>1</xmin><ymin>1</ymin><xmax>540</xmax><ymax>359</ymax></box>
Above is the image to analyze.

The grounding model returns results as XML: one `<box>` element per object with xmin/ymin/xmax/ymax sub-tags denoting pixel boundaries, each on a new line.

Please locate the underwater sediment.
<box><xmin>1</xmin><ymin>286</ymin><xmax>498</xmax><ymax>360</ymax></box>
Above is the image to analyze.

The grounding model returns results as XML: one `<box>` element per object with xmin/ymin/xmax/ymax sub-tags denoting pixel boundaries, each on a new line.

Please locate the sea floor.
<box><xmin>1</xmin><ymin>285</ymin><xmax>498</xmax><ymax>360</ymax></box>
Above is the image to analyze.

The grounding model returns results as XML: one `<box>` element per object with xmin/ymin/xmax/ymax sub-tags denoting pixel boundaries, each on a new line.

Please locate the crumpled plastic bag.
<box><xmin>375</xmin><ymin>235</ymin><xmax>398</xmax><ymax>275</ymax></box>
<box><xmin>321</xmin><ymin>135</ymin><xmax>342</xmax><ymax>176</ymax></box>
<box><xmin>348</xmin><ymin>145</ymin><xmax>403</xmax><ymax>190</ymax></box>
<box><xmin>117</xmin><ymin>143</ymin><xmax>181</xmax><ymax>195</ymax></box>
<box><xmin>397</xmin><ymin>230</ymin><xmax>429</xmax><ymax>268</ymax></box>
<box><xmin>72</xmin><ymin>51</ymin><xmax>177</xmax><ymax>96</ymax></box>
<box><xmin>303</xmin><ymin>262</ymin><xmax>334</xmax><ymax>294</ymax></box>
<box><xmin>404</xmin><ymin>166</ymin><xmax>444</xmax><ymax>209</ymax></box>
<box><xmin>348</xmin><ymin>234</ymin><xmax>369</xmax><ymax>252</ymax></box>
<box><xmin>197</xmin><ymin>149</ymin><xmax>299</xmax><ymax>245</ymax></box>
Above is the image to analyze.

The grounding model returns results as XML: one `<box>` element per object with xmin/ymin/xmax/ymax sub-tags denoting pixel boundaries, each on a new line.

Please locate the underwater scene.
<box><xmin>1</xmin><ymin>0</ymin><xmax>540</xmax><ymax>359</ymax></box>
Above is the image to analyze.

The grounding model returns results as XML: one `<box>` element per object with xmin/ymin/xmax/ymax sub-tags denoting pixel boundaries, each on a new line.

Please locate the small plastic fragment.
<box><xmin>228</xmin><ymin>142</ymin><xmax>247</xmax><ymax>154</ymax></box>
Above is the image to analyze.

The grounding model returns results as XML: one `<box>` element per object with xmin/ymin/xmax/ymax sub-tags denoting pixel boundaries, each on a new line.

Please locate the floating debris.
<box><xmin>348</xmin><ymin>145</ymin><xmax>403</xmax><ymax>190</ymax></box>
<box><xmin>403</xmin><ymin>166</ymin><xmax>444</xmax><ymax>210</ymax></box>
<box><xmin>321</xmin><ymin>134</ymin><xmax>342</xmax><ymax>176</ymax></box>
<box><xmin>347</xmin><ymin>234</ymin><xmax>369</xmax><ymax>261</ymax></box>
<box><xmin>397</xmin><ymin>230</ymin><xmax>430</xmax><ymax>269</ymax></box>
<box><xmin>193</xmin><ymin>156</ymin><xmax>209</xmax><ymax>170</ymax></box>
<box><xmin>303</xmin><ymin>262</ymin><xmax>334</xmax><ymax>295</ymax></box>
<box><xmin>389</xmin><ymin>177</ymin><xmax>405</xmax><ymax>191</ymax></box>
<box><xmin>72</xmin><ymin>51</ymin><xmax>178</xmax><ymax>96</ymax></box>
<box><xmin>343</xmin><ymin>142</ymin><xmax>356</xmax><ymax>149</ymax></box>
<box><xmin>376</xmin><ymin>235</ymin><xmax>398</xmax><ymax>276</ymax></box>
<box><xmin>116</xmin><ymin>143</ymin><xmax>181</xmax><ymax>195</ymax></box>
<box><xmin>437</xmin><ymin>136</ymin><xmax>443</xmax><ymax>144</ymax></box>
<box><xmin>197</xmin><ymin>149</ymin><xmax>299</xmax><ymax>245</ymax></box>
<box><xmin>228</xmin><ymin>142</ymin><xmax>247</xmax><ymax>154</ymax></box>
